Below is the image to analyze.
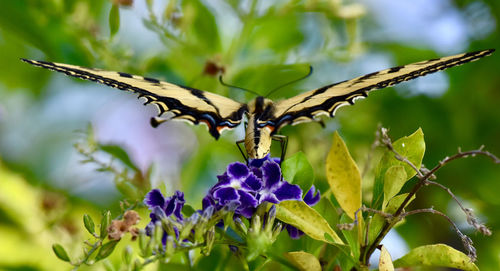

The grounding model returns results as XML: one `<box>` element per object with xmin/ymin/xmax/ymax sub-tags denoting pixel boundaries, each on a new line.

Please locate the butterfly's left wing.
<box><xmin>22</xmin><ymin>59</ymin><xmax>247</xmax><ymax>138</ymax></box>
<box><xmin>269</xmin><ymin>49</ymin><xmax>494</xmax><ymax>129</ymax></box>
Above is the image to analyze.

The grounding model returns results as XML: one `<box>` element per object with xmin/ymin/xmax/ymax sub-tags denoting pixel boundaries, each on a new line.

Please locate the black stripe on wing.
<box><xmin>21</xmin><ymin>58</ymin><xmax>246</xmax><ymax>139</ymax></box>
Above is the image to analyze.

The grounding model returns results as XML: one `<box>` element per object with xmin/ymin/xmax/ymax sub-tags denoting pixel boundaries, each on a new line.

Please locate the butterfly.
<box><xmin>22</xmin><ymin>49</ymin><xmax>494</xmax><ymax>160</ymax></box>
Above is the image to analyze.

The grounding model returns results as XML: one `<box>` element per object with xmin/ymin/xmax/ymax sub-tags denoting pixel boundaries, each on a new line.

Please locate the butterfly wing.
<box><xmin>21</xmin><ymin>59</ymin><xmax>247</xmax><ymax>139</ymax></box>
<box><xmin>270</xmin><ymin>49</ymin><xmax>494</xmax><ymax>129</ymax></box>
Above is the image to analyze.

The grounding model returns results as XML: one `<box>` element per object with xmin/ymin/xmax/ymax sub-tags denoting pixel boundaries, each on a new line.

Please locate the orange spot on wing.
<box><xmin>265</xmin><ymin>125</ymin><xmax>275</xmax><ymax>133</ymax></box>
<box><xmin>200</xmin><ymin>120</ymin><xmax>212</xmax><ymax>129</ymax></box>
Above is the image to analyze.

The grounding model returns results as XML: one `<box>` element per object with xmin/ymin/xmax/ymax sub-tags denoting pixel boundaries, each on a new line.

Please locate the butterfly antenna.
<box><xmin>219</xmin><ymin>75</ymin><xmax>261</xmax><ymax>96</ymax></box>
<box><xmin>265</xmin><ymin>66</ymin><xmax>313</xmax><ymax>98</ymax></box>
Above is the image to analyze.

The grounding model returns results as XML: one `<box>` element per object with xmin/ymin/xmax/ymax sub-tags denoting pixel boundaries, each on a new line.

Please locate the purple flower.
<box><xmin>257</xmin><ymin>161</ymin><xmax>302</xmax><ymax>204</ymax></box>
<box><xmin>204</xmin><ymin>156</ymin><xmax>302</xmax><ymax>218</ymax></box>
<box><xmin>144</xmin><ymin>189</ymin><xmax>185</xmax><ymax>243</ymax></box>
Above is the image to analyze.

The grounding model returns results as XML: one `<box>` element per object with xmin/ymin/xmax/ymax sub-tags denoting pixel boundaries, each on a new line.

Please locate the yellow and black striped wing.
<box><xmin>21</xmin><ymin>59</ymin><xmax>247</xmax><ymax>138</ymax></box>
<box><xmin>271</xmin><ymin>49</ymin><xmax>494</xmax><ymax>129</ymax></box>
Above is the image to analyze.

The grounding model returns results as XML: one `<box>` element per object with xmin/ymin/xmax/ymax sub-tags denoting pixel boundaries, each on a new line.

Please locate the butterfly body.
<box><xmin>22</xmin><ymin>49</ymin><xmax>494</xmax><ymax>160</ymax></box>
<box><xmin>245</xmin><ymin>96</ymin><xmax>276</xmax><ymax>159</ymax></box>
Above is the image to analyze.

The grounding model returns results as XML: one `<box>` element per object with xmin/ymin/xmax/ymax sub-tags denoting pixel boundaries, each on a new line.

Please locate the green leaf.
<box><xmin>372</xmin><ymin>128</ymin><xmax>425</xmax><ymax>209</ymax></box>
<box><xmin>182</xmin><ymin>204</ymin><xmax>196</xmax><ymax>217</ymax></box>
<box><xmin>52</xmin><ymin>243</ymin><xmax>70</xmax><ymax>262</ymax></box>
<box><xmin>96</xmin><ymin>240</ymin><xmax>119</xmax><ymax>261</ymax></box>
<box><xmin>181</xmin><ymin>0</ymin><xmax>220</xmax><ymax>53</ymax></box>
<box><xmin>326</xmin><ymin>131</ymin><xmax>362</xmax><ymax>220</ymax></box>
<box><xmin>248</xmin><ymin>13</ymin><xmax>303</xmax><ymax>53</ymax></box>
<box><xmin>100</xmin><ymin>210</ymin><xmax>111</xmax><ymax>240</ymax></box>
<box><xmin>384</xmin><ymin>193</ymin><xmax>416</xmax><ymax>214</ymax></box>
<box><xmin>282</xmin><ymin>152</ymin><xmax>314</xmax><ymax>193</ymax></box>
<box><xmin>393</xmin><ymin>244</ymin><xmax>478</xmax><ymax>271</ymax></box>
<box><xmin>109</xmin><ymin>4</ymin><xmax>120</xmax><ymax>37</ymax></box>
<box><xmin>115</xmin><ymin>179</ymin><xmax>139</xmax><ymax>199</ymax></box>
<box><xmin>276</xmin><ymin>200</ymin><xmax>343</xmax><ymax>245</ymax></box>
<box><xmin>379</xmin><ymin>245</ymin><xmax>394</xmax><ymax>271</ymax></box>
<box><xmin>83</xmin><ymin>214</ymin><xmax>96</xmax><ymax>235</ymax></box>
<box><xmin>123</xmin><ymin>246</ymin><xmax>133</xmax><ymax>265</ymax></box>
<box><xmin>313</xmin><ymin>197</ymin><xmax>340</xmax><ymax>229</ymax></box>
<box><xmin>284</xmin><ymin>251</ymin><xmax>321</xmax><ymax>271</ymax></box>
<box><xmin>368</xmin><ymin>193</ymin><xmax>416</xmax><ymax>244</ymax></box>
<box><xmin>339</xmin><ymin>213</ymin><xmax>360</xmax><ymax>260</ymax></box>
<box><xmin>382</xmin><ymin>165</ymin><xmax>407</xmax><ymax>208</ymax></box>
<box><xmin>99</xmin><ymin>144</ymin><xmax>139</xmax><ymax>172</ymax></box>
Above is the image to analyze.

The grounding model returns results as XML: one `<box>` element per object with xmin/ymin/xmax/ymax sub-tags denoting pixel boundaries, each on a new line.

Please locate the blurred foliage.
<box><xmin>0</xmin><ymin>0</ymin><xmax>498</xmax><ymax>270</ymax></box>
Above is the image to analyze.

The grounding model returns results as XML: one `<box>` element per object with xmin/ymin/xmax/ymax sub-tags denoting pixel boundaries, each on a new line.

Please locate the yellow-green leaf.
<box><xmin>276</xmin><ymin>200</ymin><xmax>343</xmax><ymax>244</ymax></box>
<box><xmin>284</xmin><ymin>251</ymin><xmax>321</xmax><ymax>271</ymax></box>
<box><xmin>379</xmin><ymin>245</ymin><xmax>394</xmax><ymax>271</ymax></box>
<box><xmin>393</xmin><ymin>244</ymin><xmax>478</xmax><ymax>271</ymax></box>
<box><xmin>382</xmin><ymin>165</ymin><xmax>407</xmax><ymax>208</ymax></box>
<box><xmin>368</xmin><ymin>193</ymin><xmax>416</xmax><ymax>243</ymax></box>
<box><xmin>326</xmin><ymin>131</ymin><xmax>361</xmax><ymax>220</ymax></box>
<box><xmin>384</xmin><ymin>193</ymin><xmax>416</xmax><ymax>214</ymax></box>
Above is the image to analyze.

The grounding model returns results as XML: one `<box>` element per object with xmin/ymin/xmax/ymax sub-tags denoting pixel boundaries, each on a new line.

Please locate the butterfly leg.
<box><xmin>272</xmin><ymin>135</ymin><xmax>288</xmax><ymax>164</ymax></box>
<box><xmin>236</xmin><ymin>139</ymin><xmax>249</xmax><ymax>164</ymax></box>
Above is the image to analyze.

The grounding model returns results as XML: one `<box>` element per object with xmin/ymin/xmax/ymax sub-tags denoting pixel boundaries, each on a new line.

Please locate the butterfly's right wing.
<box><xmin>22</xmin><ymin>59</ymin><xmax>247</xmax><ymax>138</ymax></box>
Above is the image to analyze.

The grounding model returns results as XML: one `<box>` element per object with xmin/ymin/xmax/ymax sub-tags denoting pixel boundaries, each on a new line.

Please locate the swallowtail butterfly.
<box><xmin>22</xmin><ymin>49</ymin><xmax>494</xmax><ymax>159</ymax></box>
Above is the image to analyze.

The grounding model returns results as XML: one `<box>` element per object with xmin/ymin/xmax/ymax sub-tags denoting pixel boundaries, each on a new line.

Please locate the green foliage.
<box><xmin>83</xmin><ymin>214</ymin><xmax>96</xmax><ymax>235</ymax></box>
<box><xmin>96</xmin><ymin>241</ymin><xmax>119</xmax><ymax>261</ymax></box>
<box><xmin>52</xmin><ymin>244</ymin><xmax>70</xmax><ymax>262</ymax></box>
<box><xmin>281</xmin><ymin>151</ymin><xmax>314</xmax><ymax>194</ymax></box>
<box><xmin>372</xmin><ymin>128</ymin><xmax>425</xmax><ymax>210</ymax></box>
<box><xmin>100</xmin><ymin>211</ymin><xmax>111</xmax><ymax>240</ymax></box>
<box><xmin>109</xmin><ymin>4</ymin><xmax>120</xmax><ymax>38</ymax></box>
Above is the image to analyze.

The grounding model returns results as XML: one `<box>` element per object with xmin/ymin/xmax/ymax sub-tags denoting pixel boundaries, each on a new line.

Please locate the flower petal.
<box><xmin>227</xmin><ymin>162</ymin><xmax>249</xmax><ymax>179</ymax></box>
<box><xmin>164</xmin><ymin>191</ymin><xmax>185</xmax><ymax>220</ymax></box>
<box><xmin>202</xmin><ymin>195</ymin><xmax>215</xmax><ymax>210</ymax></box>
<box><xmin>237</xmin><ymin>190</ymin><xmax>258</xmax><ymax>208</ymax></box>
<box><xmin>262</xmin><ymin>161</ymin><xmax>281</xmax><ymax>189</ymax></box>
<box><xmin>304</xmin><ymin>185</ymin><xmax>321</xmax><ymax>206</ymax></box>
<box><xmin>259</xmin><ymin>192</ymin><xmax>280</xmax><ymax>204</ymax></box>
<box><xmin>274</xmin><ymin>182</ymin><xmax>303</xmax><ymax>202</ymax></box>
<box><xmin>285</xmin><ymin>224</ymin><xmax>304</xmax><ymax>239</ymax></box>
<box><xmin>214</xmin><ymin>187</ymin><xmax>239</xmax><ymax>204</ymax></box>
<box><xmin>237</xmin><ymin>206</ymin><xmax>256</xmax><ymax>218</ymax></box>
<box><xmin>244</xmin><ymin>173</ymin><xmax>262</xmax><ymax>191</ymax></box>
<box><xmin>144</xmin><ymin>189</ymin><xmax>166</xmax><ymax>209</ymax></box>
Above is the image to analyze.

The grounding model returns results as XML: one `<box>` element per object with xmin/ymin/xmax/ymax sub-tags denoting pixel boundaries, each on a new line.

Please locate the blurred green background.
<box><xmin>0</xmin><ymin>0</ymin><xmax>498</xmax><ymax>270</ymax></box>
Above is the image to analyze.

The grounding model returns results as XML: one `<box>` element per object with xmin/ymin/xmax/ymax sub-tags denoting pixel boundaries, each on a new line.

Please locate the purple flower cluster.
<box><xmin>143</xmin><ymin>156</ymin><xmax>321</xmax><ymax>242</ymax></box>
<box><xmin>202</xmin><ymin>156</ymin><xmax>303</xmax><ymax>218</ymax></box>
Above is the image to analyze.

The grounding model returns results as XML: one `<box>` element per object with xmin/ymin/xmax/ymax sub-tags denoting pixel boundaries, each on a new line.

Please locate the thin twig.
<box><xmin>400</xmin><ymin>207</ymin><xmax>477</xmax><ymax>261</ymax></box>
<box><xmin>425</xmin><ymin>180</ymin><xmax>491</xmax><ymax>235</ymax></box>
